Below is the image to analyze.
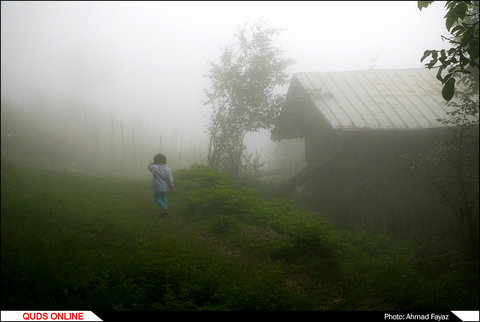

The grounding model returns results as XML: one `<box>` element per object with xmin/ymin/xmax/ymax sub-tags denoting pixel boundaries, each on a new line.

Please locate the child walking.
<box><xmin>148</xmin><ymin>153</ymin><xmax>174</xmax><ymax>215</ymax></box>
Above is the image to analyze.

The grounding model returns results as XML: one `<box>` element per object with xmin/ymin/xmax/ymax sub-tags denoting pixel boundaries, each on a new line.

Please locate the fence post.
<box><xmin>120</xmin><ymin>121</ymin><xmax>125</xmax><ymax>161</ymax></box>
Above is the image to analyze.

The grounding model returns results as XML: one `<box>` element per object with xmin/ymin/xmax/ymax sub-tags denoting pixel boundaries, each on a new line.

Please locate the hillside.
<box><xmin>1</xmin><ymin>158</ymin><xmax>478</xmax><ymax>311</ymax></box>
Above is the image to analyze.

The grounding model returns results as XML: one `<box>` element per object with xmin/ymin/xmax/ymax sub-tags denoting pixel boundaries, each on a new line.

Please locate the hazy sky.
<box><xmin>1</xmin><ymin>1</ymin><xmax>449</xmax><ymax>150</ymax></box>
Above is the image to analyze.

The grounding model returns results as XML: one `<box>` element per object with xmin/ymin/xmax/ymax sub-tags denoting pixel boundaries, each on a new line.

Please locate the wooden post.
<box><xmin>110</xmin><ymin>115</ymin><xmax>114</xmax><ymax>160</ymax></box>
<box><xmin>131</xmin><ymin>130</ymin><xmax>137</xmax><ymax>166</ymax></box>
<box><xmin>94</xmin><ymin>121</ymin><xmax>99</xmax><ymax>159</ymax></box>
<box><xmin>120</xmin><ymin>121</ymin><xmax>125</xmax><ymax>161</ymax></box>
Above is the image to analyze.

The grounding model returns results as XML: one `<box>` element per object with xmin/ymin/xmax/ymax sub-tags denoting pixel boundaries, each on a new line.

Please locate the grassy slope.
<box><xmin>2</xmin><ymin>160</ymin><xmax>478</xmax><ymax>311</ymax></box>
<box><xmin>1</xmin><ymin>161</ymin><xmax>309</xmax><ymax>310</ymax></box>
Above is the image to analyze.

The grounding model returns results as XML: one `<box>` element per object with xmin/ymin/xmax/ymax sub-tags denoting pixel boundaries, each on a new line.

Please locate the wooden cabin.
<box><xmin>271</xmin><ymin>68</ymin><xmax>479</xmax><ymax>238</ymax></box>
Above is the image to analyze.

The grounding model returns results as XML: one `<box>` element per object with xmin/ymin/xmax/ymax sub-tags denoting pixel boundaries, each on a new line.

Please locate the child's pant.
<box><xmin>154</xmin><ymin>191</ymin><xmax>168</xmax><ymax>209</ymax></box>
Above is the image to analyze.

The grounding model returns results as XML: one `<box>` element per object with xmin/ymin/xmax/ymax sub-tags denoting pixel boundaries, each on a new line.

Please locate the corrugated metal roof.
<box><xmin>294</xmin><ymin>68</ymin><xmax>456</xmax><ymax>130</ymax></box>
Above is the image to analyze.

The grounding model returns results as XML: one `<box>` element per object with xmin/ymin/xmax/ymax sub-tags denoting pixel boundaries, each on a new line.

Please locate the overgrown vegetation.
<box><xmin>418</xmin><ymin>0</ymin><xmax>479</xmax><ymax>260</ymax></box>
<box><xmin>2</xmin><ymin>161</ymin><xmax>478</xmax><ymax>311</ymax></box>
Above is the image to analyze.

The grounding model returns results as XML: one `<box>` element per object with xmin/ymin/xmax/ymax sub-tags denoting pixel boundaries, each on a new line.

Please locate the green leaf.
<box><xmin>417</xmin><ymin>1</ymin><xmax>434</xmax><ymax>10</ymax></box>
<box><xmin>452</xmin><ymin>2</ymin><xmax>468</xmax><ymax>19</ymax></box>
<box><xmin>451</xmin><ymin>24</ymin><xmax>466</xmax><ymax>36</ymax></box>
<box><xmin>442</xmin><ymin>77</ymin><xmax>455</xmax><ymax>101</ymax></box>
<box><xmin>468</xmin><ymin>45</ymin><xmax>479</xmax><ymax>60</ymax></box>
<box><xmin>439</xmin><ymin>49</ymin><xmax>447</xmax><ymax>63</ymax></box>
<box><xmin>443</xmin><ymin>72</ymin><xmax>454</xmax><ymax>82</ymax></box>
<box><xmin>445</xmin><ymin>1</ymin><xmax>456</xmax><ymax>9</ymax></box>
<box><xmin>420</xmin><ymin>50</ymin><xmax>432</xmax><ymax>62</ymax></box>
<box><xmin>445</xmin><ymin>13</ymin><xmax>458</xmax><ymax>31</ymax></box>
<box><xmin>444</xmin><ymin>2</ymin><xmax>469</xmax><ymax>31</ymax></box>
<box><xmin>436</xmin><ymin>66</ymin><xmax>445</xmax><ymax>82</ymax></box>
<box><xmin>426</xmin><ymin>58</ymin><xmax>438</xmax><ymax>68</ymax></box>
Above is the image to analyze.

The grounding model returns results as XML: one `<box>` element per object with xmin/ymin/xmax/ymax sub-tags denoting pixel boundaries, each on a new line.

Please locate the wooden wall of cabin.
<box><xmin>303</xmin><ymin>128</ymin><xmax>479</xmax><ymax>240</ymax></box>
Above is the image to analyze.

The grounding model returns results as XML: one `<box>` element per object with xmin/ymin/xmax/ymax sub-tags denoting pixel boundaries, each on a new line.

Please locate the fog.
<box><xmin>1</xmin><ymin>1</ymin><xmax>449</xmax><ymax>173</ymax></box>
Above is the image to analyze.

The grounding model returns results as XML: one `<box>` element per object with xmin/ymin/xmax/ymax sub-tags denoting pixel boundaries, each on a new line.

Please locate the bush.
<box><xmin>172</xmin><ymin>165</ymin><xmax>479</xmax><ymax>311</ymax></box>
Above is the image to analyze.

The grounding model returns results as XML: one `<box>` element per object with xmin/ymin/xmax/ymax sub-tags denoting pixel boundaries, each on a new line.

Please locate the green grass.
<box><xmin>1</xmin><ymin>161</ymin><xmax>478</xmax><ymax>311</ymax></box>
<box><xmin>0</xmin><ymin>161</ymin><xmax>308</xmax><ymax>311</ymax></box>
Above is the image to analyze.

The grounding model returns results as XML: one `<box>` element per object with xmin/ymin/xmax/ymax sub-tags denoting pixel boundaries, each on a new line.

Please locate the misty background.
<box><xmin>1</xmin><ymin>1</ymin><xmax>450</xmax><ymax>175</ymax></box>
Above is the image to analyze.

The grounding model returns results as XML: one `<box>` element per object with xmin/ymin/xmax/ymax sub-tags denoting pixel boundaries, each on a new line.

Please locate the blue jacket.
<box><xmin>148</xmin><ymin>163</ymin><xmax>174</xmax><ymax>191</ymax></box>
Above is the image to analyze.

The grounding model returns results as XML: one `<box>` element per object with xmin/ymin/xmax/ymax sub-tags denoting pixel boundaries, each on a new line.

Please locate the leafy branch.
<box><xmin>418</xmin><ymin>1</ymin><xmax>479</xmax><ymax>101</ymax></box>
